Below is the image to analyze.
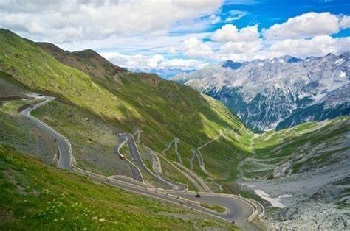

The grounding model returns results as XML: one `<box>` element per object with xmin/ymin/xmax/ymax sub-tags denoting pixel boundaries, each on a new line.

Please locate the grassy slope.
<box><xmin>0</xmin><ymin>29</ymin><xmax>252</xmax><ymax>180</ymax></box>
<box><xmin>0</xmin><ymin>100</ymin><xmax>56</xmax><ymax>164</ymax></box>
<box><xmin>0</xmin><ymin>74</ymin><xmax>26</xmax><ymax>100</ymax></box>
<box><xmin>246</xmin><ymin>116</ymin><xmax>350</xmax><ymax>178</ymax></box>
<box><xmin>0</xmin><ymin>144</ymin><xmax>237</xmax><ymax>231</ymax></box>
<box><xmin>37</xmin><ymin>43</ymin><xmax>127</xmax><ymax>82</ymax></box>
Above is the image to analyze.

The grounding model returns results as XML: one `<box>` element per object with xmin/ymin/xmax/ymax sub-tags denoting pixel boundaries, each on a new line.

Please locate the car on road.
<box><xmin>119</xmin><ymin>154</ymin><xmax>126</xmax><ymax>160</ymax></box>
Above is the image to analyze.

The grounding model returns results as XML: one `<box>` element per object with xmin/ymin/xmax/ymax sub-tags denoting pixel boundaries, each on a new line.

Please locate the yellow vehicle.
<box><xmin>119</xmin><ymin>154</ymin><xmax>126</xmax><ymax>160</ymax></box>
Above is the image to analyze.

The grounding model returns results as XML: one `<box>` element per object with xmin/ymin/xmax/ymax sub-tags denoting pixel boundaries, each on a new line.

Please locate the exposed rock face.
<box><xmin>238</xmin><ymin>118</ymin><xmax>350</xmax><ymax>230</ymax></box>
<box><xmin>269</xmin><ymin>202</ymin><xmax>350</xmax><ymax>231</ymax></box>
<box><xmin>173</xmin><ymin>53</ymin><xmax>350</xmax><ymax>132</ymax></box>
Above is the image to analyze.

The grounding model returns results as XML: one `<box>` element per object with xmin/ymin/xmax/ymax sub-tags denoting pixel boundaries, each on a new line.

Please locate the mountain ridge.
<box><xmin>1</xmin><ymin>28</ymin><xmax>350</xmax><ymax>230</ymax></box>
<box><xmin>173</xmin><ymin>52</ymin><xmax>350</xmax><ymax>132</ymax></box>
<box><xmin>37</xmin><ymin>42</ymin><xmax>127</xmax><ymax>82</ymax></box>
<box><xmin>0</xmin><ymin>29</ymin><xmax>251</xmax><ymax>183</ymax></box>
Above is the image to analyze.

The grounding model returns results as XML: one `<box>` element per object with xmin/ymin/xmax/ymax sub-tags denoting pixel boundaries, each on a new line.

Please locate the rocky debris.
<box><xmin>268</xmin><ymin>202</ymin><xmax>350</xmax><ymax>231</ymax></box>
<box><xmin>273</xmin><ymin>161</ymin><xmax>292</xmax><ymax>178</ymax></box>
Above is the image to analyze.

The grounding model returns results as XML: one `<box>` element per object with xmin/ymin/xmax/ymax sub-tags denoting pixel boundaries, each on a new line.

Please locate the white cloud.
<box><xmin>263</xmin><ymin>12</ymin><xmax>342</xmax><ymax>40</ymax></box>
<box><xmin>269</xmin><ymin>35</ymin><xmax>350</xmax><ymax>57</ymax></box>
<box><xmin>0</xmin><ymin>0</ymin><xmax>222</xmax><ymax>43</ymax></box>
<box><xmin>212</xmin><ymin>24</ymin><xmax>259</xmax><ymax>42</ymax></box>
<box><xmin>220</xmin><ymin>40</ymin><xmax>261</xmax><ymax>54</ymax></box>
<box><xmin>1</xmin><ymin>1</ymin><xmax>350</xmax><ymax>73</ymax></box>
<box><xmin>216</xmin><ymin>35</ymin><xmax>350</xmax><ymax>62</ymax></box>
<box><xmin>209</xmin><ymin>14</ymin><xmax>222</xmax><ymax>24</ymax></box>
<box><xmin>225</xmin><ymin>10</ymin><xmax>247</xmax><ymax>22</ymax></box>
<box><xmin>102</xmin><ymin>52</ymin><xmax>162</xmax><ymax>69</ymax></box>
<box><xmin>182</xmin><ymin>37</ymin><xmax>214</xmax><ymax>57</ymax></box>
<box><xmin>340</xmin><ymin>15</ymin><xmax>350</xmax><ymax>29</ymax></box>
<box><xmin>101</xmin><ymin>51</ymin><xmax>208</xmax><ymax>70</ymax></box>
<box><xmin>160</xmin><ymin>59</ymin><xmax>209</xmax><ymax>70</ymax></box>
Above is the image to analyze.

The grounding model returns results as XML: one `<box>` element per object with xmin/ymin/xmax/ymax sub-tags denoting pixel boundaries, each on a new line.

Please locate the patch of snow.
<box><xmin>339</xmin><ymin>71</ymin><xmax>346</xmax><ymax>78</ymax></box>
<box><xmin>311</xmin><ymin>93</ymin><xmax>327</xmax><ymax>102</ymax></box>
<box><xmin>254</xmin><ymin>189</ymin><xmax>287</xmax><ymax>208</ymax></box>
<box><xmin>277</xmin><ymin>194</ymin><xmax>293</xmax><ymax>199</ymax></box>
<box><xmin>335</xmin><ymin>59</ymin><xmax>344</xmax><ymax>65</ymax></box>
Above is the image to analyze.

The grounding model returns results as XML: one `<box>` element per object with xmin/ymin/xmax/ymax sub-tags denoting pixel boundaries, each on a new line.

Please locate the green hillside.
<box><xmin>0</xmin><ymin>29</ymin><xmax>252</xmax><ymax>180</ymax></box>
<box><xmin>0</xmin><ymin>144</ymin><xmax>236</xmax><ymax>230</ymax></box>
<box><xmin>241</xmin><ymin>116</ymin><xmax>350</xmax><ymax>179</ymax></box>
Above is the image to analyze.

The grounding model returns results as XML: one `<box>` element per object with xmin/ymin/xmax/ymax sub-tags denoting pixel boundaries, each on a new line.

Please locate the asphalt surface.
<box><xmin>83</xmin><ymin>169</ymin><xmax>254</xmax><ymax>224</ymax></box>
<box><xmin>19</xmin><ymin>96</ymin><xmax>72</xmax><ymax>170</ymax></box>
<box><xmin>123</xmin><ymin>133</ymin><xmax>254</xmax><ymax>223</ymax></box>
<box><xmin>125</xmin><ymin>133</ymin><xmax>186</xmax><ymax>190</ymax></box>
<box><xmin>19</xmin><ymin>95</ymin><xmax>257</xmax><ymax>227</ymax></box>
<box><xmin>173</xmin><ymin>191</ymin><xmax>254</xmax><ymax>223</ymax></box>
<box><xmin>113</xmin><ymin>134</ymin><xmax>143</xmax><ymax>182</ymax></box>
<box><xmin>127</xmin><ymin>160</ymin><xmax>144</xmax><ymax>182</ymax></box>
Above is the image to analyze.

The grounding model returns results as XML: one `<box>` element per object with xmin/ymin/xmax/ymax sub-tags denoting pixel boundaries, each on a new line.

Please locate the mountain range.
<box><xmin>173</xmin><ymin>53</ymin><xmax>350</xmax><ymax>132</ymax></box>
<box><xmin>1</xmin><ymin>29</ymin><xmax>349</xmax><ymax>230</ymax></box>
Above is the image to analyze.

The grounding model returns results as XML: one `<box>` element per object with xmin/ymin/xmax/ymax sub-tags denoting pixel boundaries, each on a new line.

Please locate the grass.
<box><xmin>200</xmin><ymin>203</ymin><xmax>227</xmax><ymax>213</ymax></box>
<box><xmin>0</xmin><ymin>100</ymin><xmax>56</xmax><ymax>164</ymax></box>
<box><xmin>245</xmin><ymin>116</ymin><xmax>350</xmax><ymax>177</ymax></box>
<box><xmin>32</xmin><ymin>100</ymin><xmax>131</xmax><ymax>177</ymax></box>
<box><xmin>0</xmin><ymin>29</ymin><xmax>251</xmax><ymax>181</ymax></box>
<box><xmin>158</xmin><ymin>157</ymin><xmax>198</xmax><ymax>191</ymax></box>
<box><xmin>0</xmin><ymin>144</ymin><xmax>237</xmax><ymax>231</ymax></box>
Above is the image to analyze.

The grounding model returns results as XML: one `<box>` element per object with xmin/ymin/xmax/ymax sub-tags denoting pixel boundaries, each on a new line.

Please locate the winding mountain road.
<box><xmin>20</xmin><ymin>95</ymin><xmax>72</xmax><ymax>170</ymax></box>
<box><xmin>19</xmin><ymin>94</ymin><xmax>261</xmax><ymax>228</ymax></box>
<box><xmin>124</xmin><ymin>133</ymin><xmax>186</xmax><ymax>190</ymax></box>
<box><xmin>174</xmin><ymin>191</ymin><xmax>254</xmax><ymax>223</ymax></box>
<box><xmin>113</xmin><ymin>134</ymin><xmax>143</xmax><ymax>182</ymax></box>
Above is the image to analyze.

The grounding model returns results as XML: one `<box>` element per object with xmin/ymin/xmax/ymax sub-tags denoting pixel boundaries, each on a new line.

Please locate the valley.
<box><xmin>0</xmin><ymin>29</ymin><xmax>349</xmax><ymax>231</ymax></box>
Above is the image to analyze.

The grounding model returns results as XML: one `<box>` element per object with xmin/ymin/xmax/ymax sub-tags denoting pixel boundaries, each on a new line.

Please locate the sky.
<box><xmin>1</xmin><ymin>0</ymin><xmax>350</xmax><ymax>78</ymax></box>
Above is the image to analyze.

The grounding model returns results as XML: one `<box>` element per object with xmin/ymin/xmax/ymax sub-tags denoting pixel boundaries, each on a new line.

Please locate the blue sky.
<box><xmin>0</xmin><ymin>0</ymin><xmax>349</xmax><ymax>78</ymax></box>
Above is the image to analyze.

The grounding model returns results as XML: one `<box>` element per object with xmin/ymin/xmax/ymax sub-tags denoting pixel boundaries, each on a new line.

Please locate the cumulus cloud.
<box><xmin>0</xmin><ymin>0</ymin><xmax>222</xmax><ymax>43</ymax></box>
<box><xmin>217</xmin><ymin>35</ymin><xmax>350</xmax><ymax>62</ymax></box>
<box><xmin>269</xmin><ymin>35</ymin><xmax>350</xmax><ymax>57</ymax></box>
<box><xmin>102</xmin><ymin>51</ymin><xmax>208</xmax><ymax>70</ymax></box>
<box><xmin>1</xmin><ymin>1</ymin><xmax>350</xmax><ymax>73</ymax></box>
<box><xmin>160</xmin><ymin>59</ymin><xmax>209</xmax><ymax>70</ymax></box>
<box><xmin>340</xmin><ymin>15</ymin><xmax>350</xmax><ymax>29</ymax></box>
<box><xmin>220</xmin><ymin>40</ymin><xmax>261</xmax><ymax>54</ymax></box>
<box><xmin>212</xmin><ymin>24</ymin><xmax>259</xmax><ymax>42</ymax></box>
<box><xmin>182</xmin><ymin>37</ymin><xmax>214</xmax><ymax>57</ymax></box>
<box><xmin>263</xmin><ymin>12</ymin><xmax>346</xmax><ymax>40</ymax></box>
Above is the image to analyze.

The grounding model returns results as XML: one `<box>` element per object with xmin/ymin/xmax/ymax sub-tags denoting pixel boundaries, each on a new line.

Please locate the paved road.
<box><xmin>19</xmin><ymin>94</ymin><xmax>258</xmax><ymax>227</ymax></box>
<box><xmin>113</xmin><ymin>134</ymin><xmax>143</xmax><ymax>182</ymax></box>
<box><xmin>126</xmin><ymin>160</ymin><xmax>144</xmax><ymax>182</ymax></box>
<box><xmin>125</xmin><ymin>133</ymin><xmax>186</xmax><ymax>190</ymax></box>
<box><xmin>122</xmin><ymin>133</ymin><xmax>255</xmax><ymax>223</ymax></box>
<box><xmin>78</xmin><ymin>168</ymin><xmax>254</xmax><ymax>224</ymax></box>
<box><xmin>19</xmin><ymin>95</ymin><xmax>72</xmax><ymax>170</ymax></box>
<box><xmin>173</xmin><ymin>191</ymin><xmax>253</xmax><ymax>223</ymax></box>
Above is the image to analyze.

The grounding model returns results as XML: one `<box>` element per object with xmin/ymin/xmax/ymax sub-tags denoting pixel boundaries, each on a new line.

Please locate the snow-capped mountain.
<box><xmin>172</xmin><ymin>53</ymin><xmax>350</xmax><ymax>132</ymax></box>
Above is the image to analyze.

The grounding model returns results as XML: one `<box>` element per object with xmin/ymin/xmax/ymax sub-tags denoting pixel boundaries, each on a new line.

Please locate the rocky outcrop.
<box><xmin>173</xmin><ymin>53</ymin><xmax>350</xmax><ymax>132</ymax></box>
